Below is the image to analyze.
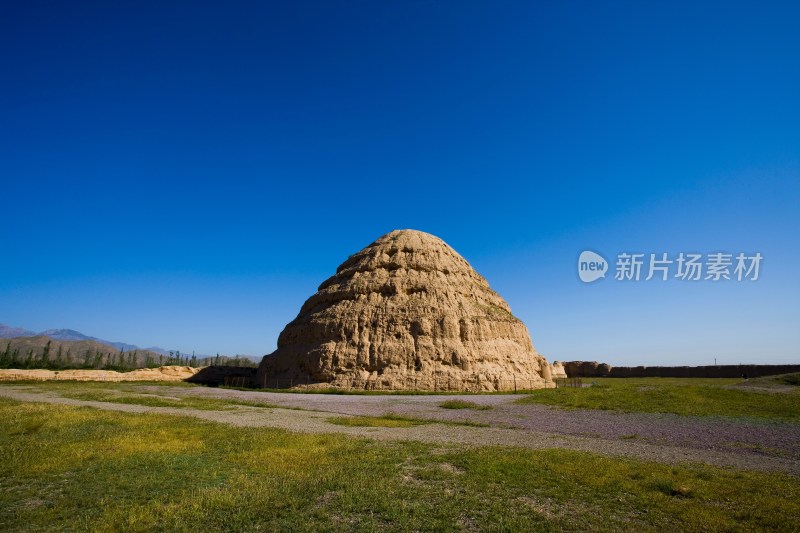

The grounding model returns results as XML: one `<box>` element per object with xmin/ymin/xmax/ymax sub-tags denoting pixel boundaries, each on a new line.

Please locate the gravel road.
<box><xmin>2</xmin><ymin>384</ymin><xmax>798</xmax><ymax>477</ymax></box>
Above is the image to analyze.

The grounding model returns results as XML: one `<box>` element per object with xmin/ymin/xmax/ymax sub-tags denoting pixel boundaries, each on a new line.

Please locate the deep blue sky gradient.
<box><xmin>2</xmin><ymin>1</ymin><xmax>798</xmax><ymax>364</ymax></box>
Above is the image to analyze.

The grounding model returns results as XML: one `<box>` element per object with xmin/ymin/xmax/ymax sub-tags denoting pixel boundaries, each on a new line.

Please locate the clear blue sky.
<box><xmin>2</xmin><ymin>1</ymin><xmax>798</xmax><ymax>365</ymax></box>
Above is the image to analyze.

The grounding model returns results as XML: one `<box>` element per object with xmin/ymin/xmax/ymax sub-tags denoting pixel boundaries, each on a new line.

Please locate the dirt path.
<box><xmin>1</xmin><ymin>385</ymin><xmax>798</xmax><ymax>477</ymax></box>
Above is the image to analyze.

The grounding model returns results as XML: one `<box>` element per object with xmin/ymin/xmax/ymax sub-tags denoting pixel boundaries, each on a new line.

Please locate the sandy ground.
<box><xmin>0</xmin><ymin>366</ymin><xmax>200</xmax><ymax>382</ymax></box>
<box><xmin>1</xmin><ymin>384</ymin><xmax>798</xmax><ymax>477</ymax></box>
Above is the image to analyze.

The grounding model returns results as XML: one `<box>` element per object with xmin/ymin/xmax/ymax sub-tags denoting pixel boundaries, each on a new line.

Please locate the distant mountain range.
<box><xmin>0</xmin><ymin>323</ymin><xmax>260</xmax><ymax>363</ymax></box>
<box><xmin>0</xmin><ymin>324</ymin><xmax>169</xmax><ymax>355</ymax></box>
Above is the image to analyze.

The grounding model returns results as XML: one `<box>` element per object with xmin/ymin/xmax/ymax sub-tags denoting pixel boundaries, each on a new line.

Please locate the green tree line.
<box><xmin>0</xmin><ymin>341</ymin><xmax>257</xmax><ymax>371</ymax></box>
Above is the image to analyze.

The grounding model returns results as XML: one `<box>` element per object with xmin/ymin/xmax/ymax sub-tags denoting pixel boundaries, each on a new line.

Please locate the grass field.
<box><xmin>327</xmin><ymin>414</ymin><xmax>490</xmax><ymax>428</ymax></box>
<box><xmin>517</xmin><ymin>377</ymin><xmax>800</xmax><ymax>421</ymax></box>
<box><xmin>438</xmin><ymin>399</ymin><xmax>492</xmax><ymax>410</ymax></box>
<box><xmin>0</xmin><ymin>382</ymin><xmax>287</xmax><ymax>411</ymax></box>
<box><xmin>327</xmin><ymin>414</ymin><xmax>426</xmax><ymax>428</ymax></box>
<box><xmin>58</xmin><ymin>389</ymin><xmax>283</xmax><ymax>411</ymax></box>
<box><xmin>1</xmin><ymin>396</ymin><xmax>799</xmax><ymax>532</ymax></box>
<box><xmin>9</xmin><ymin>376</ymin><xmax>800</xmax><ymax>423</ymax></box>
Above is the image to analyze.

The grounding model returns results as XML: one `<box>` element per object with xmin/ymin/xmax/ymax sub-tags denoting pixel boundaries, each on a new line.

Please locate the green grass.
<box><xmin>517</xmin><ymin>378</ymin><xmax>800</xmax><ymax>420</ymax></box>
<box><xmin>8</xmin><ymin>382</ymin><xmax>282</xmax><ymax>411</ymax></box>
<box><xmin>65</xmin><ymin>391</ymin><xmax>281</xmax><ymax>411</ymax></box>
<box><xmin>785</xmin><ymin>373</ymin><xmax>800</xmax><ymax>386</ymax></box>
<box><xmin>327</xmin><ymin>415</ymin><xmax>427</xmax><ymax>428</ymax></box>
<box><xmin>327</xmin><ymin>413</ymin><xmax>490</xmax><ymax>428</ymax></box>
<box><xmin>439</xmin><ymin>399</ymin><xmax>492</xmax><ymax>410</ymax></box>
<box><xmin>1</xmin><ymin>397</ymin><xmax>798</xmax><ymax>532</ymax></box>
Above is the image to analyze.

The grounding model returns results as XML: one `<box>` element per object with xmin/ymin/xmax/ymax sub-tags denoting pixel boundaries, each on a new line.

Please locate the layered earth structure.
<box><xmin>257</xmin><ymin>230</ymin><xmax>555</xmax><ymax>391</ymax></box>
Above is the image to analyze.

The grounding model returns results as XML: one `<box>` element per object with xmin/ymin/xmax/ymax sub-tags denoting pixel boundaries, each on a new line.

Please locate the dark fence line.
<box><xmin>223</xmin><ymin>376</ymin><xmax>253</xmax><ymax>388</ymax></box>
<box><xmin>2</xmin><ymin>367</ymin><xmax>580</xmax><ymax>392</ymax></box>
<box><xmin>187</xmin><ymin>366</ymin><xmax>257</xmax><ymax>387</ymax></box>
<box><xmin>564</xmin><ymin>364</ymin><xmax>800</xmax><ymax>379</ymax></box>
<box><xmin>252</xmin><ymin>375</ymin><xmax>558</xmax><ymax>392</ymax></box>
<box><xmin>554</xmin><ymin>377</ymin><xmax>583</xmax><ymax>388</ymax></box>
<box><xmin>207</xmin><ymin>366</ymin><xmax>574</xmax><ymax>392</ymax></box>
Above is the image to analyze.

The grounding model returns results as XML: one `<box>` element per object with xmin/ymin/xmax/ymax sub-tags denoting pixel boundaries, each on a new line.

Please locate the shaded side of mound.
<box><xmin>257</xmin><ymin>230</ymin><xmax>554</xmax><ymax>391</ymax></box>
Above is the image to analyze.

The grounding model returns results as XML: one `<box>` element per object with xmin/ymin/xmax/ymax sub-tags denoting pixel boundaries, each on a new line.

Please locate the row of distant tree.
<box><xmin>0</xmin><ymin>340</ymin><xmax>258</xmax><ymax>371</ymax></box>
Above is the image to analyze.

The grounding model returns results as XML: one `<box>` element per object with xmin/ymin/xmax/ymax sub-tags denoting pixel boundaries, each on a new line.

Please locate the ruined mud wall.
<box><xmin>563</xmin><ymin>361</ymin><xmax>800</xmax><ymax>378</ymax></box>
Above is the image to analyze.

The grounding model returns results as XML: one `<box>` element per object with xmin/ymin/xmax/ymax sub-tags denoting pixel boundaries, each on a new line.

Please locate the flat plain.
<box><xmin>1</xmin><ymin>376</ymin><xmax>798</xmax><ymax>531</ymax></box>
